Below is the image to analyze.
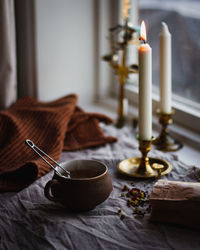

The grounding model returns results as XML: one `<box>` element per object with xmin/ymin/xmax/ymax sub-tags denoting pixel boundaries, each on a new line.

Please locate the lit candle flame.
<box><xmin>140</xmin><ymin>20</ymin><xmax>147</xmax><ymax>42</ymax></box>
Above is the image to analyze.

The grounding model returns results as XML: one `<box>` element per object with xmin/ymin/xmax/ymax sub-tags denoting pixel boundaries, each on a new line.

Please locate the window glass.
<box><xmin>139</xmin><ymin>0</ymin><xmax>200</xmax><ymax>106</ymax></box>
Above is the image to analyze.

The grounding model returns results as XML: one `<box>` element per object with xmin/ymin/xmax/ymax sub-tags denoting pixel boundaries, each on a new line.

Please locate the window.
<box><xmin>98</xmin><ymin>0</ymin><xmax>199</xmax><ymax>134</ymax></box>
<box><xmin>126</xmin><ymin>0</ymin><xmax>200</xmax><ymax>133</ymax></box>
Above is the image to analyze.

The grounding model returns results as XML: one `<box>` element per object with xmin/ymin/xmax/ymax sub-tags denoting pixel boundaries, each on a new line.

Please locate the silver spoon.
<box><xmin>25</xmin><ymin>139</ymin><xmax>70</xmax><ymax>179</ymax></box>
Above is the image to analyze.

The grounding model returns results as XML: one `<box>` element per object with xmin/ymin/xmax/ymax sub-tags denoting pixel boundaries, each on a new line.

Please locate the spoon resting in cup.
<box><xmin>25</xmin><ymin>139</ymin><xmax>70</xmax><ymax>179</ymax></box>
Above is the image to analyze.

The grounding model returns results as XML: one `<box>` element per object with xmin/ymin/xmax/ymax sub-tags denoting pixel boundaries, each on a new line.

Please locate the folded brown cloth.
<box><xmin>0</xmin><ymin>94</ymin><xmax>117</xmax><ymax>192</ymax></box>
<box><xmin>149</xmin><ymin>180</ymin><xmax>200</xmax><ymax>229</ymax></box>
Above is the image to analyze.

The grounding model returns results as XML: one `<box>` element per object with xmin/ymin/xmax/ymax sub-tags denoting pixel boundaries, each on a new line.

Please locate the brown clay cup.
<box><xmin>44</xmin><ymin>159</ymin><xmax>112</xmax><ymax>211</ymax></box>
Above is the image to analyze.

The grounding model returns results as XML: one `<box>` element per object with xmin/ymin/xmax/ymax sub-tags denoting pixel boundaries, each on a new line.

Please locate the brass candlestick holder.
<box><xmin>118</xmin><ymin>137</ymin><xmax>172</xmax><ymax>178</ymax></box>
<box><xmin>153</xmin><ymin>109</ymin><xmax>183</xmax><ymax>152</ymax></box>
<box><xmin>102</xmin><ymin>20</ymin><xmax>139</xmax><ymax>128</ymax></box>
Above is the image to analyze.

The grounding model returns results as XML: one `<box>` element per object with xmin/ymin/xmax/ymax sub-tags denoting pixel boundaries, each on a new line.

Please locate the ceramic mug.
<box><xmin>44</xmin><ymin>159</ymin><xmax>112</xmax><ymax>211</ymax></box>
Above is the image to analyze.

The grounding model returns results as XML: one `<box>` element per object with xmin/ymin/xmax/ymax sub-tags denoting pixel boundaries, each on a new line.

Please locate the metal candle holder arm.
<box><xmin>102</xmin><ymin>21</ymin><xmax>139</xmax><ymax>128</ymax></box>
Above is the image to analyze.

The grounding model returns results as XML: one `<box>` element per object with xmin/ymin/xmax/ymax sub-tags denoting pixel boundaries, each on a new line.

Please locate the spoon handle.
<box><xmin>25</xmin><ymin>139</ymin><xmax>70</xmax><ymax>178</ymax></box>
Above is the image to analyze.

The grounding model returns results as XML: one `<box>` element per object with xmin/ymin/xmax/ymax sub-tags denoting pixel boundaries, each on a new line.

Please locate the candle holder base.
<box><xmin>115</xmin><ymin>117</ymin><xmax>127</xmax><ymax>128</ymax></box>
<box><xmin>153</xmin><ymin>110</ymin><xmax>183</xmax><ymax>152</ymax></box>
<box><xmin>118</xmin><ymin>157</ymin><xmax>172</xmax><ymax>178</ymax></box>
<box><xmin>153</xmin><ymin>133</ymin><xmax>182</xmax><ymax>152</ymax></box>
<box><xmin>118</xmin><ymin>138</ymin><xmax>172</xmax><ymax>178</ymax></box>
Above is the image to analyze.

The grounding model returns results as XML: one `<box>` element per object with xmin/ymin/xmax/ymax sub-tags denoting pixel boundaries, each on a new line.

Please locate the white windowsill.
<box><xmin>86</xmin><ymin>97</ymin><xmax>200</xmax><ymax>167</ymax></box>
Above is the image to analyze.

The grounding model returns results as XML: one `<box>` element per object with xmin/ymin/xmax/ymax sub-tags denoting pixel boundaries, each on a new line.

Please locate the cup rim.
<box><xmin>55</xmin><ymin>159</ymin><xmax>108</xmax><ymax>181</ymax></box>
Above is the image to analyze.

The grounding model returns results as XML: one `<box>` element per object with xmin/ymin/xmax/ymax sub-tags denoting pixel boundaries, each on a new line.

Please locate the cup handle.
<box><xmin>44</xmin><ymin>179</ymin><xmax>58</xmax><ymax>201</ymax></box>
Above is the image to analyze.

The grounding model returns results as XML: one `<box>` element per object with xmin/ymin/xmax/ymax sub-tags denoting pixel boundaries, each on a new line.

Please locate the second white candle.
<box><xmin>159</xmin><ymin>22</ymin><xmax>172</xmax><ymax>114</ymax></box>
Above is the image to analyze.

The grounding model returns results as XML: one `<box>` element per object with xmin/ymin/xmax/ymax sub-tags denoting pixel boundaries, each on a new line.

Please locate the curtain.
<box><xmin>0</xmin><ymin>0</ymin><xmax>17</xmax><ymax>109</ymax></box>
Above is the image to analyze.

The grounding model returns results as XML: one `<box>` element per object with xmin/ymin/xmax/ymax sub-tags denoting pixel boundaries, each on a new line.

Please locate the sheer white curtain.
<box><xmin>0</xmin><ymin>0</ymin><xmax>17</xmax><ymax>109</ymax></box>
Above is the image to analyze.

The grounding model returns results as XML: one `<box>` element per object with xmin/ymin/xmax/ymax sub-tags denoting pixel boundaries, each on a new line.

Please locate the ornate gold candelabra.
<box><xmin>102</xmin><ymin>20</ymin><xmax>139</xmax><ymax>128</ymax></box>
<box><xmin>153</xmin><ymin>110</ymin><xmax>183</xmax><ymax>151</ymax></box>
<box><xmin>118</xmin><ymin>137</ymin><xmax>172</xmax><ymax>178</ymax></box>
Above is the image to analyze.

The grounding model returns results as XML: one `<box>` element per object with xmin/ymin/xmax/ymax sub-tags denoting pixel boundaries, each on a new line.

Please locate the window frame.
<box><xmin>97</xmin><ymin>0</ymin><xmax>200</xmax><ymax>135</ymax></box>
<box><xmin>125</xmin><ymin>84</ymin><xmax>200</xmax><ymax>134</ymax></box>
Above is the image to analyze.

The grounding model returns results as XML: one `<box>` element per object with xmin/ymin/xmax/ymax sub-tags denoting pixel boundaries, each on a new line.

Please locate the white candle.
<box><xmin>138</xmin><ymin>21</ymin><xmax>152</xmax><ymax>140</ymax></box>
<box><xmin>159</xmin><ymin>22</ymin><xmax>172</xmax><ymax>114</ymax></box>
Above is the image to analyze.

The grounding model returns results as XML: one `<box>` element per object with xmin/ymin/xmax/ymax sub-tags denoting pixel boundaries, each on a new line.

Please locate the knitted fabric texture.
<box><xmin>0</xmin><ymin>94</ymin><xmax>117</xmax><ymax>192</ymax></box>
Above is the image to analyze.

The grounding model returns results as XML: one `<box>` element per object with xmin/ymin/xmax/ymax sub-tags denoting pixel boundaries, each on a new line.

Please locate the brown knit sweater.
<box><xmin>0</xmin><ymin>94</ymin><xmax>117</xmax><ymax>192</ymax></box>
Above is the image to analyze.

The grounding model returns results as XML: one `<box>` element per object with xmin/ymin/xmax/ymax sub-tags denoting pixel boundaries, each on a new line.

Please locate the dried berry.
<box><xmin>122</xmin><ymin>185</ymin><xmax>130</xmax><ymax>192</ymax></box>
<box><xmin>133</xmin><ymin>208</ymin><xmax>145</xmax><ymax>217</ymax></box>
<box><xmin>120</xmin><ymin>213</ymin><xmax>125</xmax><ymax>220</ymax></box>
<box><xmin>117</xmin><ymin>209</ymin><xmax>122</xmax><ymax>214</ymax></box>
<box><xmin>118</xmin><ymin>183</ymin><xmax>150</xmax><ymax>220</ymax></box>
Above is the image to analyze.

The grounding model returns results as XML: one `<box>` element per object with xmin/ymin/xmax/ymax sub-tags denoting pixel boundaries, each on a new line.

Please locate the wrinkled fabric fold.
<box><xmin>0</xmin><ymin>94</ymin><xmax>117</xmax><ymax>192</ymax></box>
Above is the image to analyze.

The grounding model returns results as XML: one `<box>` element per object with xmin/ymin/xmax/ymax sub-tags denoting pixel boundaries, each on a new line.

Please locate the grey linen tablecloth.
<box><xmin>0</xmin><ymin>124</ymin><xmax>200</xmax><ymax>250</ymax></box>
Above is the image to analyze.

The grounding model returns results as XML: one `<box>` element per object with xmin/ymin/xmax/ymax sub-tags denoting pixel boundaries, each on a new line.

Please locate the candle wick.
<box><xmin>139</xmin><ymin>37</ymin><xmax>147</xmax><ymax>44</ymax></box>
